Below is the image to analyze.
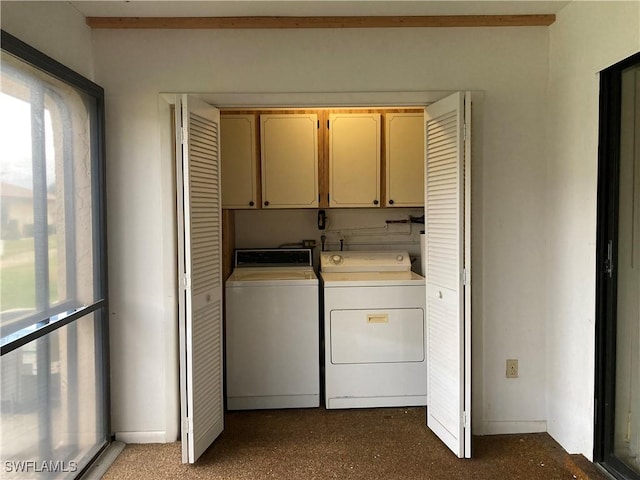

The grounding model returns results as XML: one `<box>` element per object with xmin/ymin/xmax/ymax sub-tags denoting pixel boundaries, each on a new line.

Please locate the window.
<box><xmin>0</xmin><ymin>31</ymin><xmax>108</xmax><ymax>478</ymax></box>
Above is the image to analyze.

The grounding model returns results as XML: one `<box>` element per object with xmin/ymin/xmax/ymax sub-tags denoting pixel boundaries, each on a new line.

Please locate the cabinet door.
<box><xmin>329</xmin><ymin>113</ymin><xmax>381</xmax><ymax>208</ymax></box>
<box><xmin>385</xmin><ymin>113</ymin><xmax>425</xmax><ymax>207</ymax></box>
<box><xmin>221</xmin><ymin>114</ymin><xmax>258</xmax><ymax>209</ymax></box>
<box><xmin>260</xmin><ymin>114</ymin><xmax>319</xmax><ymax>208</ymax></box>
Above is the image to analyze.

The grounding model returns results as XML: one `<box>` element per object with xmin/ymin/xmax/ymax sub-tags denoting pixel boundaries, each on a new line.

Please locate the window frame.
<box><xmin>0</xmin><ymin>30</ymin><xmax>108</xmax><ymax>356</ymax></box>
<box><xmin>0</xmin><ymin>29</ymin><xmax>110</xmax><ymax>477</ymax></box>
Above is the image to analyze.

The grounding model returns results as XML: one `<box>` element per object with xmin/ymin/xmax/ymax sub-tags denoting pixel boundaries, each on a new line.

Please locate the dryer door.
<box><xmin>330</xmin><ymin>308</ymin><xmax>425</xmax><ymax>364</ymax></box>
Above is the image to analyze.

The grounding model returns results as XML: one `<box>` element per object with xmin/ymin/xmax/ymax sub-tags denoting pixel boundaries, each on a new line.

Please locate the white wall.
<box><xmin>92</xmin><ymin>25</ymin><xmax>550</xmax><ymax>442</ymax></box>
<box><xmin>0</xmin><ymin>1</ymin><xmax>95</xmax><ymax>80</ymax></box>
<box><xmin>546</xmin><ymin>0</ymin><xmax>640</xmax><ymax>458</ymax></box>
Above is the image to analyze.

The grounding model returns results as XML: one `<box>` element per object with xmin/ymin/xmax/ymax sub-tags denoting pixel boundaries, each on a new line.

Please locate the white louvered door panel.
<box><xmin>424</xmin><ymin>91</ymin><xmax>472</xmax><ymax>459</ymax></box>
<box><xmin>176</xmin><ymin>95</ymin><xmax>224</xmax><ymax>464</ymax></box>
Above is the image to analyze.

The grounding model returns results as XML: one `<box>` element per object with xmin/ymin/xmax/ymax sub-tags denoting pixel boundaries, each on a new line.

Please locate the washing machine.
<box><xmin>320</xmin><ymin>250</ymin><xmax>427</xmax><ymax>409</ymax></box>
<box><xmin>225</xmin><ymin>248</ymin><xmax>319</xmax><ymax>410</ymax></box>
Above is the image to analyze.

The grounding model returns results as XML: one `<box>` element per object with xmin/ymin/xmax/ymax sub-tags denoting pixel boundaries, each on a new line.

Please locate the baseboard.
<box><xmin>114</xmin><ymin>431</ymin><xmax>169</xmax><ymax>443</ymax></box>
<box><xmin>481</xmin><ymin>420</ymin><xmax>547</xmax><ymax>435</ymax></box>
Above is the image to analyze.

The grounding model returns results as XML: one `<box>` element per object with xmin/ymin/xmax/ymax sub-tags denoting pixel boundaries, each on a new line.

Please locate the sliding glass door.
<box><xmin>0</xmin><ymin>31</ymin><xmax>108</xmax><ymax>478</ymax></box>
<box><xmin>612</xmin><ymin>62</ymin><xmax>640</xmax><ymax>478</ymax></box>
<box><xmin>595</xmin><ymin>52</ymin><xmax>640</xmax><ymax>480</ymax></box>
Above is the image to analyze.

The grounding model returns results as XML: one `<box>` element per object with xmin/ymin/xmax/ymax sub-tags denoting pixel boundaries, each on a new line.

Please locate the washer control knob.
<box><xmin>329</xmin><ymin>254</ymin><xmax>344</xmax><ymax>265</ymax></box>
<box><xmin>396</xmin><ymin>255</ymin><xmax>404</xmax><ymax>262</ymax></box>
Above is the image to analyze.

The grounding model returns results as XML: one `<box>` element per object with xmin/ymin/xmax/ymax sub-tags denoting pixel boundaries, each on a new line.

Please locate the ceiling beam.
<box><xmin>86</xmin><ymin>14</ymin><xmax>556</xmax><ymax>29</ymax></box>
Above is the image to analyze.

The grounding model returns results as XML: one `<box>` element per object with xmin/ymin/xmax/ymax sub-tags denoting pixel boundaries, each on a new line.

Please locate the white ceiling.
<box><xmin>70</xmin><ymin>1</ymin><xmax>571</xmax><ymax>18</ymax></box>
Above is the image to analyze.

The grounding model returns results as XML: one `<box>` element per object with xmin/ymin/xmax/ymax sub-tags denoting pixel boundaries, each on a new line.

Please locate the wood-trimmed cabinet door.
<box><xmin>260</xmin><ymin>113</ymin><xmax>319</xmax><ymax>208</ymax></box>
<box><xmin>385</xmin><ymin>112</ymin><xmax>425</xmax><ymax>207</ymax></box>
<box><xmin>221</xmin><ymin>114</ymin><xmax>258</xmax><ymax>209</ymax></box>
<box><xmin>329</xmin><ymin>113</ymin><xmax>381</xmax><ymax>208</ymax></box>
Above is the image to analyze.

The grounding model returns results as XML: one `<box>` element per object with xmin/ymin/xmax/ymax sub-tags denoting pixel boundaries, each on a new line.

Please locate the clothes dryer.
<box><xmin>320</xmin><ymin>251</ymin><xmax>426</xmax><ymax>409</ymax></box>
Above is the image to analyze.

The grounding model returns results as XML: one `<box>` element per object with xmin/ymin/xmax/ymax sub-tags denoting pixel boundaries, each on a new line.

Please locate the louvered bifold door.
<box><xmin>424</xmin><ymin>91</ymin><xmax>472</xmax><ymax>459</ymax></box>
<box><xmin>176</xmin><ymin>95</ymin><xmax>224</xmax><ymax>464</ymax></box>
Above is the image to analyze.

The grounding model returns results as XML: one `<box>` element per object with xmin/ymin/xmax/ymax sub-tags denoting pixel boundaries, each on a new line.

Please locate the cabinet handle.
<box><xmin>373</xmin><ymin>200</ymin><xmax>379</xmax><ymax>205</ymax></box>
<box><xmin>249</xmin><ymin>201</ymin><xmax>255</xmax><ymax>207</ymax></box>
<box><xmin>389</xmin><ymin>199</ymin><xmax>394</xmax><ymax>205</ymax></box>
<box><xmin>264</xmin><ymin>201</ymin><xmax>270</xmax><ymax>207</ymax></box>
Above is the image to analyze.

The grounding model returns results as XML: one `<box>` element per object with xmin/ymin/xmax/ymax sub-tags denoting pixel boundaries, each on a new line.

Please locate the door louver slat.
<box><xmin>189</xmin><ymin>113</ymin><xmax>221</xmax><ymax>294</ymax></box>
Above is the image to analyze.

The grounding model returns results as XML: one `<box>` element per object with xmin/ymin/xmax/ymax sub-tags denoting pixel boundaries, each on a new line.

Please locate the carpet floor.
<box><xmin>102</xmin><ymin>407</ymin><xmax>609</xmax><ymax>480</ymax></box>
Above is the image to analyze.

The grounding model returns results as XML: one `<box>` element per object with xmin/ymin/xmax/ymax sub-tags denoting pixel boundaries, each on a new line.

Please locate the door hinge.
<box><xmin>181</xmin><ymin>127</ymin><xmax>188</xmax><ymax>145</ymax></box>
<box><xmin>463</xmin><ymin>123</ymin><xmax>468</xmax><ymax>141</ymax></box>
<box><xmin>183</xmin><ymin>417</ymin><xmax>192</xmax><ymax>435</ymax></box>
<box><xmin>462</xmin><ymin>411</ymin><xmax>469</xmax><ymax>428</ymax></box>
<box><xmin>327</xmin><ymin>120</ymin><xmax>330</xmax><ymax>129</ymax></box>
<box><xmin>462</xmin><ymin>268</ymin><xmax>470</xmax><ymax>286</ymax></box>
<box><xmin>317</xmin><ymin>120</ymin><xmax>320</xmax><ymax>129</ymax></box>
<box><xmin>181</xmin><ymin>273</ymin><xmax>191</xmax><ymax>290</ymax></box>
<box><xmin>605</xmin><ymin>240</ymin><xmax>614</xmax><ymax>278</ymax></box>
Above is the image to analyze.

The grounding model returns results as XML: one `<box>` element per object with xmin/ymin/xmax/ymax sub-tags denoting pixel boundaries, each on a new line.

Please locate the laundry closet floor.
<box><xmin>102</xmin><ymin>407</ymin><xmax>608</xmax><ymax>480</ymax></box>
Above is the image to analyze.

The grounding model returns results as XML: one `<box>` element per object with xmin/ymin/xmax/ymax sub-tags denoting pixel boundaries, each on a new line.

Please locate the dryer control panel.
<box><xmin>320</xmin><ymin>250</ymin><xmax>411</xmax><ymax>273</ymax></box>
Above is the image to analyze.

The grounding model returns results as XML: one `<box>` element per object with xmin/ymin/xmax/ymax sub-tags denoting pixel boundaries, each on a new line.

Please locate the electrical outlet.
<box><xmin>506</xmin><ymin>359</ymin><xmax>518</xmax><ymax>378</ymax></box>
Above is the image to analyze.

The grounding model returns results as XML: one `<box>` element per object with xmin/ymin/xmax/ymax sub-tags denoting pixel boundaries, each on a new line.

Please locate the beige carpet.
<box><xmin>103</xmin><ymin>407</ymin><xmax>608</xmax><ymax>480</ymax></box>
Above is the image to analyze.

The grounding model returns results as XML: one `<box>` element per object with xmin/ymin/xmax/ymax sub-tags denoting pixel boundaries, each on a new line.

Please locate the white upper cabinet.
<box><xmin>221</xmin><ymin>109</ymin><xmax>424</xmax><ymax>210</ymax></box>
<box><xmin>385</xmin><ymin>113</ymin><xmax>425</xmax><ymax>207</ymax></box>
<box><xmin>329</xmin><ymin>113</ymin><xmax>381</xmax><ymax>208</ymax></box>
<box><xmin>221</xmin><ymin>114</ymin><xmax>258</xmax><ymax>209</ymax></box>
<box><xmin>260</xmin><ymin>113</ymin><xmax>319</xmax><ymax>209</ymax></box>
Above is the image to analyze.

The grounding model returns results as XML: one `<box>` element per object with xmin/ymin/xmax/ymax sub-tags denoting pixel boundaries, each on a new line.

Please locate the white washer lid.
<box><xmin>320</xmin><ymin>250</ymin><xmax>411</xmax><ymax>273</ymax></box>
